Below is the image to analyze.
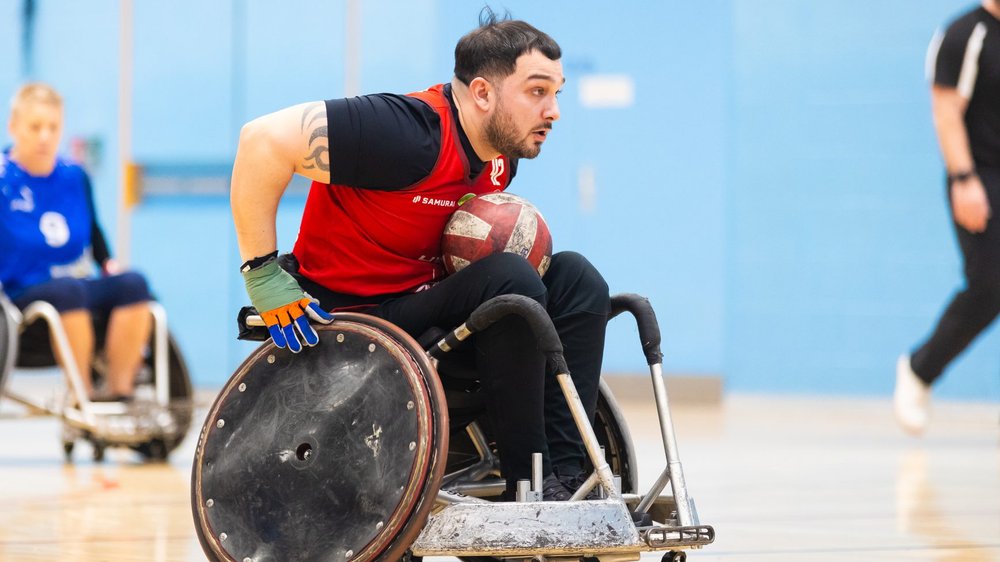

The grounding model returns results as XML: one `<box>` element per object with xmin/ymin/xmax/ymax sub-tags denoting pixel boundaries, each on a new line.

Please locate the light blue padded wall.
<box><xmin>726</xmin><ymin>0</ymin><xmax>998</xmax><ymax>399</ymax></box>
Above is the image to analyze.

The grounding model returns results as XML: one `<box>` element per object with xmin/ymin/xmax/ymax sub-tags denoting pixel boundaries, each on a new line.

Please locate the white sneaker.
<box><xmin>894</xmin><ymin>355</ymin><xmax>930</xmax><ymax>435</ymax></box>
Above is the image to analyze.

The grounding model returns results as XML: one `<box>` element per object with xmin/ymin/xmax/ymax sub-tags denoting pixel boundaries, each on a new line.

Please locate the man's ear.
<box><xmin>468</xmin><ymin>77</ymin><xmax>494</xmax><ymax>111</ymax></box>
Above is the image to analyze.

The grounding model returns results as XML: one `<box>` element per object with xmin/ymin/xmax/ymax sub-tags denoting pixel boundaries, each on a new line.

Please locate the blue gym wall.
<box><xmin>726</xmin><ymin>0</ymin><xmax>998</xmax><ymax>400</ymax></box>
<box><xmin>1</xmin><ymin>1</ymin><xmax>995</xmax><ymax>401</ymax></box>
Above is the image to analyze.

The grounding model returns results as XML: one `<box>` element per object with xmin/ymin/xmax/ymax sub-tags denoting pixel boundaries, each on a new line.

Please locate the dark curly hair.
<box><xmin>454</xmin><ymin>7</ymin><xmax>561</xmax><ymax>85</ymax></box>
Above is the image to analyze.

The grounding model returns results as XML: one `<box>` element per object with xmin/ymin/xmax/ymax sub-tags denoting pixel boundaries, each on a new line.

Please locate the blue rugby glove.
<box><xmin>241</xmin><ymin>257</ymin><xmax>333</xmax><ymax>353</ymax></box>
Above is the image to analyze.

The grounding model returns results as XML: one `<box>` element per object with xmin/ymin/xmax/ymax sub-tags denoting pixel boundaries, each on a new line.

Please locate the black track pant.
<box><xmin>911</xmin><ymin>166</ymin><xmax>1000</xmax><ymax>385</ymax></box>
<box><xmin>300</xmin><ymin>251</ymin><xmax>610</xmax><ymax>491</ymax></box>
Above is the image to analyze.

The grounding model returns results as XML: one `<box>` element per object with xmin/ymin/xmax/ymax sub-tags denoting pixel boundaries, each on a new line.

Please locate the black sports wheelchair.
<box><xmin>0</xmin><ymin>290</ymin><xmax>193</xmax><ymax>462</ymax></box>
<box><xmin>191</xmin><ymin>293</ymin><xmax>714</xmax><ymax>562</ymax></box>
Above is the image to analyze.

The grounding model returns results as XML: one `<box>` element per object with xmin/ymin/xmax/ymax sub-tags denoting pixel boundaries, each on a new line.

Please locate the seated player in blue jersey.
<box><xmin>1</xmin><ymin>83</ymin><xmax>153</xmax><ymax>402</ymax></box>
<box><xmin>231</xmin><ymin>10</ymin><xmax>609</xmax><ymax>501</ymax></box>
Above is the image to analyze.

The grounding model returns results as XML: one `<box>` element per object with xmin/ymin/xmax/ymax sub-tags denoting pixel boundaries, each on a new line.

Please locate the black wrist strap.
<box><xmin>947</xmin><ymin>169</ymin><xmax>977</xmax><ymax>185</ymax></box>
<box><xmin>240</xmin><ymin>251</ymin><xmax>279</xmax><ymax>273</ymax></box>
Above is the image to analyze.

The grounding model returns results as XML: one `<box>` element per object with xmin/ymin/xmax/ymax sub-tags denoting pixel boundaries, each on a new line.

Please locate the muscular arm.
<box><xmin>231</xmin><ymin>102</ymin><xmax>330</xmax><ymax>262</ymax></box>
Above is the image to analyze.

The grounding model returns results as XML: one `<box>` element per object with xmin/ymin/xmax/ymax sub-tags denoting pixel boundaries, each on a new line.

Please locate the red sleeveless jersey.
<box><xmin>292</xmin><ymin>84</ymin><xmax>511</xmax><ymax>296</ymax></box>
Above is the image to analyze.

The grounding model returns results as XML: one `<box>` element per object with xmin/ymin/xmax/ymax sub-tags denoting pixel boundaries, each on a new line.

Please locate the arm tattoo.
<box><xmin>300</xmin><ymin>102</ymin><xmax>329</xmax><ymax>173</ymax></box>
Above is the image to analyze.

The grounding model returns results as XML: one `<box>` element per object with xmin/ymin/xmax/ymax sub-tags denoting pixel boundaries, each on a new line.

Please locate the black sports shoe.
<box><xmin>555</xmin><ymin>467</ymin><xmax>601</xmax><ymax>500</ymax></box>
<box><xmin>631</xmin><ymin>510</ymin><xmax>653</xmax><ymax>526</ymax></box>
<box><xmin>541</xmin><ymin>473</ymin><xmax>573</xmax><ymax>501</ymax></box>
<box><xmin>90</xmin><ymin>393</ymin><xmax>134</xmax><ymax>403</ymax></box>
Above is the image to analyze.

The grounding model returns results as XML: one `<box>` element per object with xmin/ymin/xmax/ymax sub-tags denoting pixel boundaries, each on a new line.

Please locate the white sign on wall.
<box><xmin>579</xmin><ymin>74</ymin><xmax>635</xmax><ymax>108</ymax></box>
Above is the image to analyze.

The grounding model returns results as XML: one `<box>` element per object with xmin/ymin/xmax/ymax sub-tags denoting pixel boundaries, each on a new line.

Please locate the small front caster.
<box><xmin>137</xmin><ymin>439</ymin><xmax>169</xmax><ymax>462</ymax></box>
<box><xmin>662</xmin><ymin>551</ymin><xmax>686</xmax><ymax>562</ymax></box>
<box><xmin>92</xmin><ymin>442</ymin><xmax>106</xmax><ymax>462</ymax></box>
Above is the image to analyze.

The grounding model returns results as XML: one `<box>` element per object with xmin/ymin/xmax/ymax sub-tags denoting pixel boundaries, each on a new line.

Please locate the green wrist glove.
<box><xmin>242</xmin><ymin>260</ymin><xmax>334</xmax><ymax>352</ymax></box>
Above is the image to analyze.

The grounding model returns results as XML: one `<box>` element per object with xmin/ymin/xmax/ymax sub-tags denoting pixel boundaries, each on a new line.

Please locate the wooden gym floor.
<box><xmin>0</xmin><ymin>378</ymin><xmax>997</xmax><ymax>561</ymax></box>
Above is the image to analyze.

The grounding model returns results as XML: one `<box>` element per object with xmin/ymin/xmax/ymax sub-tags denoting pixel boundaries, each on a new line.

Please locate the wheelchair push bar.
<box><xmin>426</xmin><ymin>294</ymin><xmax>621</xmax><ymax>501</ymax></box>
<box><xmin>610</xmin><ymin>293</ymin><xmax>697</xmax><ymax>527</ymax></box>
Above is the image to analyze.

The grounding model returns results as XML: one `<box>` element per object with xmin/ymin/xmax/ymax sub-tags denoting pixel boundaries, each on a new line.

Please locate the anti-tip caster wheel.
<box><xmin>137</xmin><ymin>439</ymin><xmax>169</xmax><ymax>462</ymax></box>
<box><xmin>662</xmin><ymin>551</ymin><xmax>686</xmax><ymax>562</ymax></box>
<box><xmin>92</xmin><ymin>442</ymin><xmax>106</xmax><ymax>463</ymax></box>
<box><xmin>62</xmin><ymin>441</ymin><xmax>74</xmax><ymax>462</ymax></box>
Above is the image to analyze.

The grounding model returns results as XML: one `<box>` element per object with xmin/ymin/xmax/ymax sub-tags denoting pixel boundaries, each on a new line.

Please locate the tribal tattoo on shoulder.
<box><xmin>300</xmin><ymin>102</ymin><xmax>329</xmax><ymax>173</ymax></box>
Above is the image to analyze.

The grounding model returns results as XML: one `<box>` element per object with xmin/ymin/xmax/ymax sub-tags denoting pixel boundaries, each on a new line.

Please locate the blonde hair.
<box><xmin>10</xmin><ymin>82</ymin><xmax>63</xmax><ymax>116</ymax></box>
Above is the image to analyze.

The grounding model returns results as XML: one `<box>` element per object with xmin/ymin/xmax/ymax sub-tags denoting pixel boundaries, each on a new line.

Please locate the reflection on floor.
<box><xmin>0</xmin><ymin>391</ymin><xmax>996</xmax><ymax>561</ymax></box>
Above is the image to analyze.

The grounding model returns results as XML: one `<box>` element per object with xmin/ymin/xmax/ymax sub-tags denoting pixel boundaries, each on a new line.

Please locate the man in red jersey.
<box><xmin>232</xmin><ymin>10</ymin><xmax>609</xmax><ymax>500</ymax></box>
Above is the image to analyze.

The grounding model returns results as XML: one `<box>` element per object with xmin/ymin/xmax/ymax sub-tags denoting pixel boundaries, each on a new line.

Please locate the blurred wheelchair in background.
<box><xmin>192</xmin><ymin>293</ymin><xmax>714</xmax><ymax>562</ymax></box>
<box><xmin>0</xmin><ymin>291</ymin><xmax>193</xmax><ymax>462</ymax></box>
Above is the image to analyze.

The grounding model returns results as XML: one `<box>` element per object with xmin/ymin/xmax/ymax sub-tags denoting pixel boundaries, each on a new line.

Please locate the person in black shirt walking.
<box><xmin>896</xmin><ymin>0</ymin><xmax>1000</xmax><ymax>435</ymax></box>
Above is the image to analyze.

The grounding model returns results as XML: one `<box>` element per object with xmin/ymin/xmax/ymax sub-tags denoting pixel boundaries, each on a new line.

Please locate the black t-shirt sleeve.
<box><xmin>325</xmin><ymin>94</ymin><xmax>442</xmax><ymax>190</ymax></box>
<box><xmin>930</xmin><ymin>15</ymin><xmax>978</xmax><ymax>89</ymax></box>
<box><xmin>82</xmin><ymin>172</ymin><xmax>112</xmax><ymax>265</ymax></box>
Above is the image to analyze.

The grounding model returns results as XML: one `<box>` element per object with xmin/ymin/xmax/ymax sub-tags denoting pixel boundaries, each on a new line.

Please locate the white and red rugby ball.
<box><xmin>441</xmin><ymin>192</ymin><xmax>552</xmax><ymax>277</ymax></box>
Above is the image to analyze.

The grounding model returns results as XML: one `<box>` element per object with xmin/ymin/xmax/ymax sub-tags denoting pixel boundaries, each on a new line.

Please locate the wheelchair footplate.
<box><xmin>414</xmin><ymin>488</ymin><xmax>713</xmax><ymax>561</ymax></box>
<box><xmin>60</xmin><ymin>398</ymin><xmax>183</xmax><ymax>461</ymax></box>
<box><xmin>415</xmin><ymin>499</ymin><xmax>713</xmax><ymax>559</ymax></box>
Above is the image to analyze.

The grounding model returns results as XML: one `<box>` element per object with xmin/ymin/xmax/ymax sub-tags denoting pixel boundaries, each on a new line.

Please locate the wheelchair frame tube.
<box><xmin>556</xmin><ymin>372</ymin><xmax>621</xmax><ymax>501</ymax></box>
<box><xmin>610</xmin><ymin>294</ymin><xmax>698</xmax><ymax>526</ymax></box>
<box><xmin>570</xmin><ymin>471</ymin><xmax>601</xmax><ymax>502</ymax></box>
<box><xmin>2</xmin><ymin>387</ymin><xmax>94</xmax><ymax>430</ymax></box>
<box><xmin>149</xmin><ymin>302</ymin><xmax>170</xmax><ymax>406</ymax></box>
<box><xmin>20</xmin><ymin>301</ymin><xmax>98</xmax><ymax>428</ymax></box>
<box><xmin>648</xmin><ymin>362</ymin><xmax>694</xmax><ymax>526</ymax></box>
<box><xmin>1</xmin><ymin>294</ymin><xmax>21</xmax><ymax>393</ymax></box>
<box><xmin>439</xmin><ymin>422</ymin><xmax>502</xmax><ymax>489</ymax></box>
<box><xmin>635</xmin><ymin>465</ymin><xmax>672</xmax><ymax>515</ymax></box>
<box><xmin>427</xmin><ymin>324</ymin><xmax>472</xmax><ymax>358</ymax></box>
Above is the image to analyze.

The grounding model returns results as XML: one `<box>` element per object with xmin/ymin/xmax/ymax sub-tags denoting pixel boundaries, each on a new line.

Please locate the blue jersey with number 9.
<box><xmin>0</xmin><ymin>149</ymin><xmax>95</xmax><ymax>298</ymax></box>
